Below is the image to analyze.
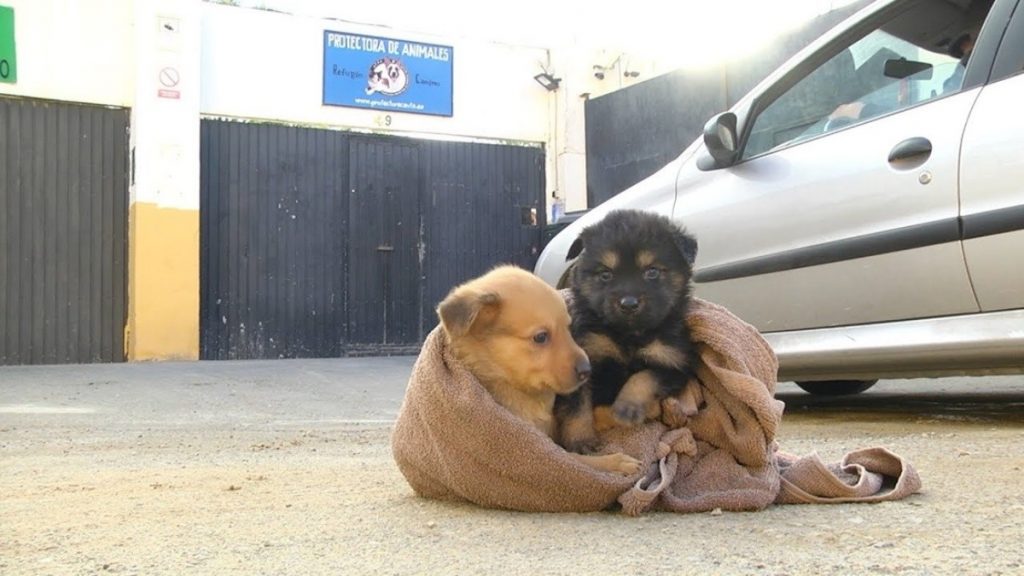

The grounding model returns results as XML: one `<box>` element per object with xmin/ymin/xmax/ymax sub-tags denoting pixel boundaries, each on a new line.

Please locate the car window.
<box><xmin>742</xmin><ymin>0</ymin><xmax>995</xmax><ymax>159</ymax></box>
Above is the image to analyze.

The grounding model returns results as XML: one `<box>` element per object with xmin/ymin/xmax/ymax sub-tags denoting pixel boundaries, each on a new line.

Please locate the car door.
<box><xmin>958</xmin><ymin>5</ymin><xmax>1024</xmax><ymax>311</ymax></box>
<box><xmin>678</xmin><ymin>0</ymin><xmax>1002</xmax><ymax>332</ymax></box>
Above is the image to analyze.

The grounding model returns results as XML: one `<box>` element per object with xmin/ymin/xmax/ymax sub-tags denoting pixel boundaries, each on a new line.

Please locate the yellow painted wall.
<box><xmin>127</xmin><ymin>202</ymin><xmax>200</xmax><ymax>360</ymax></box>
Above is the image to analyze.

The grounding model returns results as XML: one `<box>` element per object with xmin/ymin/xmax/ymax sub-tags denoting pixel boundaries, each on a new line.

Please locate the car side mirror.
<box><xmin>700</xmin><ymin>112</ymin><xmax>739</xmax><ymax>169</ymax></box>
<box><xmin>884</xmin><ymin>58</ymin><xmax>932</xmax><ymax>80</ymax></box>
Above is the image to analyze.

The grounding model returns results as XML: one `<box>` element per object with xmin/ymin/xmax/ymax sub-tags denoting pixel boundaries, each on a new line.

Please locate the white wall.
<box><xmin>199</xmin><ymin>4</ymin><xmax>551</xmax><ymax>144</ymax></box>
<box><xmin>0</xmin><ymin>0</ymin><xmax>134</xmax><ymax>106</ymax></box>
<box><xmin>131</xmin><ymin>0</ymin><xmax>202</xmax><ymax>210</ymax></box>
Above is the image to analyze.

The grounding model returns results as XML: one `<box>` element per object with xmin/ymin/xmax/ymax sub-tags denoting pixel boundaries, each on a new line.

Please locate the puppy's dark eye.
<box><xmin>533</xmin><ymin>331</ymin><xmax>550</xmax><ymax>345</ymax></box>
<box><xmin>643</xmin><ymin>267</ymin><xmax>661</xmax><ymax>280</ymax></box>
<box><xmin>597</xmin><ymin>270</ymin><xmax>613</xmax><ymax>282</ymax></box>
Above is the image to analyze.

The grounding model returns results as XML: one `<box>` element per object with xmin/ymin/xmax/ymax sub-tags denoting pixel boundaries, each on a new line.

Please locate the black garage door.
<box><xmin>200</xmin><ymin>119</ymin><xmax>545</xmax><ymax>359</ymax></box>
<box><xmin>0</xmin><ymin>97</ymin><xmax>129</xmax><ymax>365</ymax></box>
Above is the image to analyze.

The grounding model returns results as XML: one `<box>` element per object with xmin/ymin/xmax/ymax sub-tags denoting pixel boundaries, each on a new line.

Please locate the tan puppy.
<box><xmin>437</xmin><ymin>266</ymin><xmax>641</xmax><ymax>476</ymax></box>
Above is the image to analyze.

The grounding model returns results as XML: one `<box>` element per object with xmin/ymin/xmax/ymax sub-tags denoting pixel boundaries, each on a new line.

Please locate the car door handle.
<box><xmin>888</xmin><ymin>137</ymin><xmax>932</xmax><ymax>163</ymax></box>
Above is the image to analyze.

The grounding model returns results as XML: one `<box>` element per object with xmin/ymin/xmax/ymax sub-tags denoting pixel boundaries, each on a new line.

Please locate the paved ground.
<box><xmin>0</xmin><ymin>357</ymin><xmax>415</xmax><ymax>426</ymax></box>
<box><xmin>2</xmin><ymin>358</ymin><xmax>1023</xmax><ymax>575</ymax></box>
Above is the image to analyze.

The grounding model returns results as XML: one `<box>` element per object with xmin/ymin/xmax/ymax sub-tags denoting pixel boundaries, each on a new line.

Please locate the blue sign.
<box><xmin>323</xmin><ymin>30</ymin><xmax>453</xmax><ymax>117</ymax></box>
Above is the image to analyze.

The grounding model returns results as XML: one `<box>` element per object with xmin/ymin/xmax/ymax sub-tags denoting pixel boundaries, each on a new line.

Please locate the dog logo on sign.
<box><xmin>365</xmin><ymin>57</ymin><xmax>408</xmax><ymax>96</ymax></box>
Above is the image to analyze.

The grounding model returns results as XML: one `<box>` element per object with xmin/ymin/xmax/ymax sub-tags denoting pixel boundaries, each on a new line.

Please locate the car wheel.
<box><xmin>794</xmin><ymin>380</ymin><xmax>878</xmax><ymax>396</ymax></box>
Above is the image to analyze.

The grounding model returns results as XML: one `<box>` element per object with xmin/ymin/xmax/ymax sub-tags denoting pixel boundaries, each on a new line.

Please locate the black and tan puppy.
<box><xmin>438</xmin><ymin>266</ymin><xmax>641</xmax><ymax>476</ymax></box>
<box><xmin>556</xmin><ymin>210</ymin><xmax>699</xmax><ymax>452</ymax></box>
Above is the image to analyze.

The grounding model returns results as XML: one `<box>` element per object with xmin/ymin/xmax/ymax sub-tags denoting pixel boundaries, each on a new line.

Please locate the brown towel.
<box><xmin>391</xmin><ymin>297</ymin><xmax>921</xmax><ymax>514</ymax></box>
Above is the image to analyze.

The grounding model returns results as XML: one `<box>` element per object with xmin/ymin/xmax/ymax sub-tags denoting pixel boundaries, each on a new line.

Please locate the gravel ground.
<box><xmin>1</xmin><ymin>361</ymin><xmax>1023</xmax><ymax>575</ymax></box>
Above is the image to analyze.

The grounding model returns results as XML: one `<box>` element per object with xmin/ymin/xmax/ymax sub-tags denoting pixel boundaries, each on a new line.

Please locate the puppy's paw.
<box><xmin>612</xmin><ymin>399</ymin><xmax>647</xmax><ymax>427</ymax></box>
<box><xmin>605</xmin><ymin>452</ymin><xmax>643</xmax><ymax>476</ymax></box>
<box><xmin>573</xmin><ymin>452</ymin><xmax>643</xmax><ymax>476</ymax></box>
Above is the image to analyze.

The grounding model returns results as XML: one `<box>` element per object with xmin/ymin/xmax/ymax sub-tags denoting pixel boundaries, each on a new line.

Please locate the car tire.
<box><xmin>794</xmin><ymin>380</ymin><xmax>878</xmax><ymax>396</ymax></box>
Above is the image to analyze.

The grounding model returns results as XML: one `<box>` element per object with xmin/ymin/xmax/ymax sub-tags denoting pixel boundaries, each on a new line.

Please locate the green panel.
<box><xmin>0</xmin><ymin>5</ymin><xmax>15</xmax><ymax>84</ymax></box>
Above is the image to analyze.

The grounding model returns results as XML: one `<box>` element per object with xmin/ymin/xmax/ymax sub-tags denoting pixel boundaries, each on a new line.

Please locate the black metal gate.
<box><xmin>420</xmin><ymin>140</ymin><xmax>546</xmax><ymax>334</ymax></box>
<box><xmin>200</xmin><ymin>122</ymin><xmax>349</xmax><ymax>360</ymax></box>
<box><xmin>0</xmin><ymin>97</ymin><xmax>129</xmax><ymax>365</ymax></box>
<box><xmin>200</xmin><ymin>119</ymin><xmax>545</xmax><ymax>359</ymax></box>
<box><xmin>584</xmin><ymin>69</ymin><xmax>725</xmax><ymax>208</ymax></box>
<box><xmin>347</xmin><ymin>138</ymin><xmax>421</xmax><ymax>350</ymax></box>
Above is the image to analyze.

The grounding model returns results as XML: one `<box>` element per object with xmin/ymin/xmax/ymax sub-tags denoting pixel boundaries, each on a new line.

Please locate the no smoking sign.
<box><xmin>158</xmin><ymin>66</ymin><xmax>181</xmax><ymax>99</ymax></box>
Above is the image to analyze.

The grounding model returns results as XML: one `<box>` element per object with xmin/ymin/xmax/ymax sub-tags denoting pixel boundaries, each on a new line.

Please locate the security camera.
<box><xmin>592</xmin><ymin>65</ymin><xmax>605</xmax><ymax>80</ymax></box>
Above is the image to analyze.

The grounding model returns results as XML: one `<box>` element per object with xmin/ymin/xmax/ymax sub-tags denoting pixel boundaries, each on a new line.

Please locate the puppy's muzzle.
<box><xmin>575</xmin><ymin>357</ymin><xmax>592</xmax><ymax>383</ymax></box>
<box><xmin>618</xmin><ymin>295</ymin><xmax>642</xmax><ymax>314</ymax></box>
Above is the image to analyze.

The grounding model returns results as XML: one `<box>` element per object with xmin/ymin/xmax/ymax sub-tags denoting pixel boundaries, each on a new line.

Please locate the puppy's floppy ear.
<box><xmin>437</xmin><ymin>289</ymin><xmax>501</xmax><ymax>337</ymax></box>
<box><xmin>673</xmin><ymin>228</ymin><xmax>698</xmax><ymax>266</ymax></box>
<box><xmin>566</xmin><ymin>237</ymin><xmax>584</xmax><ymax>261</ymax></box>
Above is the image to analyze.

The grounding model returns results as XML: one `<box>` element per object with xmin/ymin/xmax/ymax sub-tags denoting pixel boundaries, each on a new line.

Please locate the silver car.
<box><xmin>536</xmin><ymin>0</ymin><xmax>1024</xmax><ymax>395</ymax></box>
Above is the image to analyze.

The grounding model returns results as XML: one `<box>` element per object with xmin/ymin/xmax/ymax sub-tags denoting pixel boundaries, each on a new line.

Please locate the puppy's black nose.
<box><xmin>575</xmin><ymin>357</ymin><xmax>592</xmax><ymax>383</ymax></box>
<box><xmin>618</xmin><ymin>295</ymin><xmax>640</xmax><ymax>313</ymax></box>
